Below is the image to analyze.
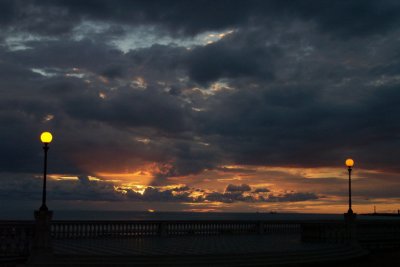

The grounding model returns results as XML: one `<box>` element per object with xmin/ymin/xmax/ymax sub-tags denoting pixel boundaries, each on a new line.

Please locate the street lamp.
<box><xmin>345</xmin><ymin>158</ymin><xmax>354</xmax><ymax>214</ymax></box>
<box><xmin>40</xmin><ymin>132</ymin><xmax>53</xmax><ymax>211</ymax></box>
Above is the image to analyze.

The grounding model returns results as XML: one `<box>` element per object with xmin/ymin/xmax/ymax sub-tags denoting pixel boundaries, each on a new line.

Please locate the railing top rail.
<box><xmin>0</xmin><ymin>220</ymin><xmax>34</xmax><ymax>225</ymax></box>
<box><xmin>356</xmin><ymin>220</ymin><xmax>400</xmax><ymax>224</ymax></box>
<box><xmin>50</xmin><ymin>219</ymin><xmax>340</xmax><ymax>224</ymax></box>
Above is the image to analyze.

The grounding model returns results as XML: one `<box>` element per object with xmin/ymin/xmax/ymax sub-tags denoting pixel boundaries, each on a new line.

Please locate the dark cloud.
<box><xmin>225</xmin><ymin>184</ymin><xmax>252</xmax><ymax>193</ymax></box>
<box><xmin>2</xmin><ymin>1</ymin><xmax>399</xmax><ymax>38</ymax></box>
<box><xmin>0</xmin><ymin>0</ymin><xmax>19</xmax><ymax>26</ymax></box>
<box><xmin>0</xmin><ymin>173</ymin><xmax>121</xmax><ymax>201</ymax></box>
<box><xmin>186</xmin><ymin>32</ymin><xmax>278</xmax><ymax>84</ymax></box>
<box><xmin>1</xmin><ymin>0</ymin><xmax>400</xmax><ymax>210</ymax></box>
<box><xmin>64</xmin><ymin>87</ymin><xmax>190</xmax><ymax>133</ymax></box>
<box><xmin>205</xmin><ymin>185</ymin><xmax>319</xmax><ymax>203</ymax></box>
<box><xmin>0</xmin><ymin>173</ymin><xmax>320</xmax><ymax>205</ymax></box>
<box><xmin>267</xmin><ymin>192</ymin><xmax>319</xmax><ymax>202</ymax></box>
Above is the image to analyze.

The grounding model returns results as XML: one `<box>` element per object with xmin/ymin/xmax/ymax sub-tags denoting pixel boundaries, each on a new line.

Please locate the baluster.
<box><xmin>60</xmin><ymin>223</ymin><xmax>63</xmax><ymax>239</ymax></box>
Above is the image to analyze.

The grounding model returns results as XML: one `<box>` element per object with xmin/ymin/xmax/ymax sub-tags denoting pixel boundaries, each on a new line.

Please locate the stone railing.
<box><xmin>0</xmin><ymin>221</ymin><xmax>33</xmax><ymax>257</ymax></box>
<box><xmin>1</xmin><ymin>219</ymin><xmax>400</xmax><ymax>257</ymax></box>
<box><xmin>356</xmin><ymin>220</ymin><xmax>400</xmax><ymax>248</ymax></box>
<box><xmin>300</xmin><ymin>220</ymin><xmax>400</xmax><ymax>247</ymax></box>
<box><xmin>50</xmin><ymin>220</ymin><xmax>302</xmax><ymax>239</ymax></box>
<box><xmin>300</xmin><ymin>221</ymin><xmax>348</xmax><ymax>243</ymax></box>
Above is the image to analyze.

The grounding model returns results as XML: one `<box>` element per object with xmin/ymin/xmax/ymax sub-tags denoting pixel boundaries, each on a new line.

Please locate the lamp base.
<box><xmin>29</xmin><ymin>209</ymin><xmax>54</xmax><ymax>264</ymax></box>
<box><xmin>344</xmin><ymin>212</ymin><xmax>357</xmax><ymax>222</ymax></box>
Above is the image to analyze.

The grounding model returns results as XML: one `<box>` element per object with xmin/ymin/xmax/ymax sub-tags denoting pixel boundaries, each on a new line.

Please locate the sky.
<box><xmin>1</xmin><ymin>0</ymin><xmax>400</xmax><ymax>215</ymax></box>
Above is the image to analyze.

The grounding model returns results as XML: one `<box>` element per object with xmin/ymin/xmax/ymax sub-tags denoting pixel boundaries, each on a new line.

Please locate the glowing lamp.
<box><xmin>345</xmin><ymin>158</ymin><xmax>354</xmax><ymax>168</ymax></box>
<box><xmin>40</xmin><ymin>132</ymin><xmax>53</xmax><ymax>144</ymax></box>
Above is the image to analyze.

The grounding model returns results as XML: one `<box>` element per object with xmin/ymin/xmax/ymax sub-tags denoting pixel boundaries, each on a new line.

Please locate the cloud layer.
<box><xmin>1</xmin><ymin>1</ymin><xmax>400</xmax><ymax>212</ymax></box>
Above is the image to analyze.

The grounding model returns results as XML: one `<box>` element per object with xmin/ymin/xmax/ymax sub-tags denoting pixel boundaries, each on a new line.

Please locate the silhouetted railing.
<box><xmin>1</xmin><ymin>219</ymin><xmax>400</xmax><ymax>257</ymax></box>
<box><xmin>0</xmin><ymin>221</ymin><xmax>33</xmax><ymax>257</ymax></box>
<box><xmin>300</xmin><ymin>221</ymin><xmax>348</xmax><ymax>243</ymax></box>
<box><xmin>50</xmin><ymin>220</ymin><xmax>302</xmax><ymax>238</ymax></box>
<box><xmin>357</xmin><ymin>221</ymin><xmax>400</xmax><ymax>248</ymax></box>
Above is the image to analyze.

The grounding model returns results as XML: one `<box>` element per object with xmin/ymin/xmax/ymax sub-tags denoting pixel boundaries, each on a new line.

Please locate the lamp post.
<box><xmin>30</xmin><ymin>132</ymin><xmax>54</xmax><ymax>262</ymax></box>
<box><xmin>345</xmin><ymin>158</ymin><xmax>354</xmax><ymax>214</ymax></box>
<box><xmin>40</xmin><ymin>132</ymin><xmax>53</xmax><ymax>211</ymax></box>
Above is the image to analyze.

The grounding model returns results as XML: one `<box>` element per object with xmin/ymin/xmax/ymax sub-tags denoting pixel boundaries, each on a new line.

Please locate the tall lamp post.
<box><xmin>345</xmin><ymin>158</ymin><xmax>355</xmax><ymax>217</ymax></box>
<box><xmin>40</xmin><ymin>132</ymin><xmax>53</xmax><ymax>211</ymax></box>
<box><xmin>30</xmin><ymin>132</ymin><xmax>54</xmax><ymax>262</ymax></box>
